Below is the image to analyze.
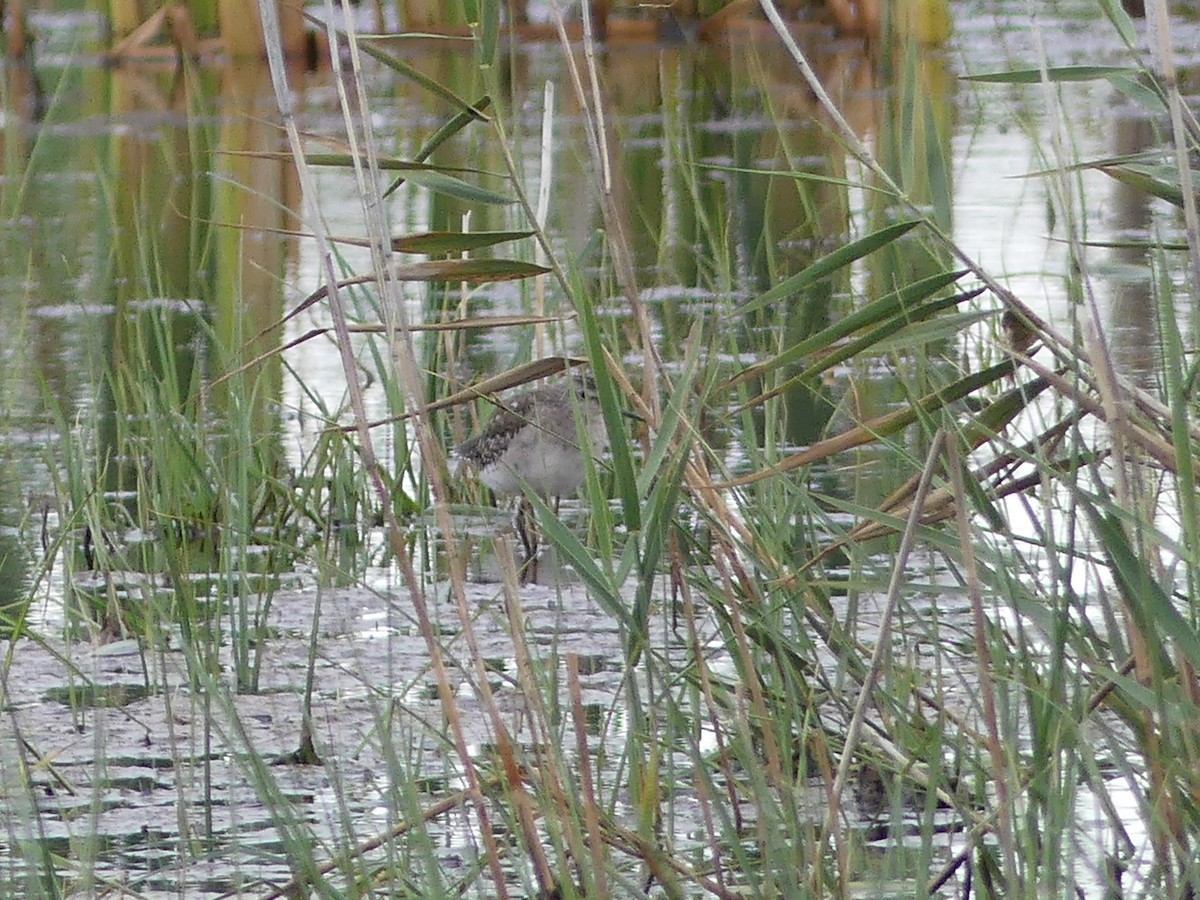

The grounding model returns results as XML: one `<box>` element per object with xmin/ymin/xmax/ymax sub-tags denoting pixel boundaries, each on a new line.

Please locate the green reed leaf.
<box><xmin>720</xmin><ymin>360</ymin><xmax>1019</xmax><ymax>487</ymax></box>
<box><xmin>1109</xmin><ymin>75</ymin><xmax>1166</xmax><ymax>114</ymax></box>
<box><xmin>1095</xmin><ymin>163</ymin><xmax>1188</xmax><ymax>207</ymax></box>
<box><xmin>738</xmin><ymin>220</ymin><xmax>923</xmax><ymax>316</ymax></box>
<box><xmin>817</xmin><ymin>285</ymin><xmax>982</xmax><ymax>360</ymax></box>
<box><xmin>393</xmin><ymin>230</ymin><xmax>533</xmax><ymax>254</ymax></box>
<box><xmin>698</xmin><ymin>163</ymin><xmax>894</xmax><ymax>195</ymax></box>
<box><xmin>732</xmin><ymin>281</ymin><xmax>980</xmax><ymax>412</ymax></box>
<box><xmin>397</xmin><ymin>169</ymin><xmax>513</xmax><ymax>206</ymax></box>
<box><xmin>475</xmin><ymin>0</ymin><xmax>499</xmax><ymax>67</ymax></box>
<box><xmin>358</xmin><ymin>40</ymin><xmax>491</xmax><ymax>119</ymax></box>
<box><xmin>392</xmin><ymin>259</ymin><xmax>548</xmax><ymax>282</ymax></box>
<box><xmin>574</xmin><ymin>294</ymin><xmax>639</xmax><ymax>533</ymax></box>
<box><xmin>1097</xmin><ymin>0</ymin><xmax>1138</xmax><ymax>44</ymax></box>
<box><xmin>302</xmin><ymin>154</ymin><xmax>513</xmax><ymax>204</ymax></box>
<box><xmin>530</xmin><ymin>494</ymin><xmax>628</xmax><ymax>623</ymax></box>
<box><xmin>964</xmin><ymin>65</ymin><xmax>1137</xmax><ymax>83</ymax></box>
<box><xmin>869</xmin><ymin>310</ymin><xmax>995</xmax><ymax>353</ymax></box>
<box><xmin>385</xmin><ymin>96</ymin><xmax>494</xmax><ymax>198</ymax></box>
<box><xmin>1084</xmin><ymin>502</ymin><xmax>1200</xmax><ymax>672</ymax></box>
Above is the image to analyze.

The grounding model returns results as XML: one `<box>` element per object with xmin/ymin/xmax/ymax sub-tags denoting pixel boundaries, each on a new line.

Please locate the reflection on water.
<box><xmin>1107</xmin><ymin>96</ymin><xmax>1159</xmax><ymax>387</ymax></box>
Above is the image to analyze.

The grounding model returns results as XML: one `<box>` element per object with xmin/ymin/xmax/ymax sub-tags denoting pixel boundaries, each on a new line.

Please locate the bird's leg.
<box><xmin>515</xmin><ymin>496</ymin><xmax>539</xmax><ymax>584</ymax></box>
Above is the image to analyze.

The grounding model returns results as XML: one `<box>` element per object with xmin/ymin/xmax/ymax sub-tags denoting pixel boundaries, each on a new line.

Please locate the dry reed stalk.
<box><xmin>493</xmin><ymin>537</ymin><xmax>560</xmax><ymax>896</ymax></box>
<box><xmin>948</xmin><ymin>438</ymin><xmax>1016</xmax><ymax>881</ymax></box>
<box><xmin>815</xmin><ymin>432</ymin><xmax>944</xmax><ymax>893</ymax></box>
<box><xmin>260</xmin><ymin>5</ymin><xmax>513</xmax><ymax>894</ymax></box>
<box><xmin>568</xmin><ymin>654</ymin><xmax>611</xmax><ymax>897</ymax></box>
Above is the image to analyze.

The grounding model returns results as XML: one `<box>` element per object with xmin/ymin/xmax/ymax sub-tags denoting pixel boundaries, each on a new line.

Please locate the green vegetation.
<box><xmin>0</xmin><ymin>0</ymin><xmax>1197</xmax><ymax>897</ymax></box>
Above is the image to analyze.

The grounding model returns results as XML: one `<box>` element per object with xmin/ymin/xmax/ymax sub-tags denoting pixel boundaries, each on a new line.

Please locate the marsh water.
<box><xmin>0</xmin><ymin>1</ymin><xmax>1195</xmax><ymax>896</ymax></box>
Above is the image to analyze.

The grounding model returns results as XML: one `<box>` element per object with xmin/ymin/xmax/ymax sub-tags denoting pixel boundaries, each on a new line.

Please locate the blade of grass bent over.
<box><xmin>1086</xmin><ymin>502</ymin><xmax>1200</xmax><ymax>673</ymax></box>
<box><xmin>259</xmin><ymin>9</ymin><xmax>513</xmax><ymax>895</ymax></box>
<box><xmin>357</xmin><ymin>39</ymin><xmax>491</xmax><ymax>119</ymax></box>
<box><xmin>963</xmin><ymin>65</ymin><xmax>1137</xmax><ymax>83</ymax></box>
<box><xmin>727</xmin><ymin>269</ymin><xmax>969</xmax><ymax>387</ymax></box>
<box><xmin>385</xmin><ymin>94</ymin><xmax>494</xmax><ymax>197</ymax></box>
<box><xmin>716</xmin><ymin>360</ymin><xmax>1018</xmax><ymax>488</ymax></box>
<box><xmin>736</xmin><ymin>286</ymin><xmax>985</xmax><ymax>412</ymax></box>
<box><xmin>737</xmin><ymin>219</ymin><xmax>923</xmax><ymax>317</ymax></box>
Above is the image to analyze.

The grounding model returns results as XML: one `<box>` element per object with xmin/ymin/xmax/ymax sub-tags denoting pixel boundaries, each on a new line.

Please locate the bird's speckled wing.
<box><xmin>455</xmin><ymin>390</ymin><xmax>543</xmax><ymax>469</ymax></box>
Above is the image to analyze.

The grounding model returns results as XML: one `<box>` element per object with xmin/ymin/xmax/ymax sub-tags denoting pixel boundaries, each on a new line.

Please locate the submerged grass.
<box><xmin>4</xmin><ymin>0</ymin><xmax>1200</xmax><ymax>897</ymax></box>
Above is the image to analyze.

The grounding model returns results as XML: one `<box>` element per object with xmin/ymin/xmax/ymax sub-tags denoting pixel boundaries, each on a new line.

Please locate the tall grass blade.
<box><xmin>738</xmin><ymin>219</ymin><xmax>924</xmax><ymax>316</ymax></box>
<box><xmin>300</xmin><ymin>154</ymin><xmax>514</xmax><ymax>205</ymax></box>
<box><xmin>963</xmin><ymin>65</ymin><xmax>1137</xmax><ymax>83</ymax></box>
<box><xmin>529</xmin><ymin>494</ymin><xmax>628</xmax><ymax>625</ymax></box>
<box><xmin>357</xmin><ymin>40</ymin><xmax>492</xmax><ymax>119</ymax></box>
<box><xmin>720</xmin><ymin>360</ymin><xmax>1019</xmax><ymax>487</ymax></box>
<box><xmin>384</xmin><ymin>95</ymin><xmax>493</xmax><ymax>197</ymax></box>
<box><xmin>470</xmin><ymin>0</ymin><xmax>499</xmax><ymax>67</ymax></box>
<box><xmin>575</xmin><ymin>292</ymin><xmax>640</xmax><ymax>533</ymax></box>
<box><xmin>1096</xmin><ymin>0</ymin><xmax>1139</xmax><ymax>45</ymax></box>
<box><xmin>391</xmin><ymin>259</ymin><xmax>549</xmax><ymax>281</ymax></box>
<box><xmin>736</xmin><ymin>287</ymin><xmax>986</xmax><ymax>411</ymax></box>
<box><xmin>1085</xmin><ymin>502</ymin><xmax>1200</xmax><ymax>671</ymax></box>
<box><xmin>392</xmin><ymin>230</ymin><xmax>534</xmax><ymax>253</ymax></box>
<box><xmin>1095</xmin><ymin>163</ymin><xmax>1191</xmax><ymax>207</ymax></box>
<box><xmin>729</xmin><ymin>270</ymin><xmax>971</xmax><ymax>386</ymax></box>
<box><xmin>700</xmin><ymin>162</ymin><xmax>893</xmax><ymax>194</ymax></box>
